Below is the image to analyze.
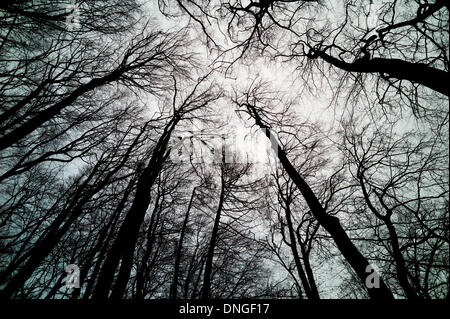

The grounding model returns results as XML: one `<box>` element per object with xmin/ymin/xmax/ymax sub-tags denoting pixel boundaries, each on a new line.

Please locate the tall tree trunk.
<box><xmin>359</xmin><ymin>174</ymin><xmax>420</xmax><ymax>299</ymax></box>
<box><xmin>135</xmin><ymin>192</ymin><xmax>162</xmax><ymax>299</ymax></box>
<box><xmin>92</xmin><ymin>118</ymin><xmax>178</xmax><ymax>299</ymax></box>
<box><xmin>297</xmin><ymin>234</ymin><xmax>320</xmax><ymax>299</ymax></box>
<box><xmin>72</xmin><ymin>175</ymin><xmax>136</xmax><ymax>299</ymax></box>
<box><xmin>247</xmin><ymin>104</ymin><xmax>394</xmax><ymax>300</ymax></box>
<box><xmin>192</xmin><ymin>255</ymin><xmax>206</xmax><ymax>299</ymax></box>
<box><xmin>201</xmin><ymin>161</ymin><xmax>226</xmax><ymax>299</ymax></box>
<box><xmin>313</xmin><ymin>51</ymin><xmax>449</xmax><ymax>97</ymax></box>
<box><xmin>183</xmin><ymin>245</ymin><xmax>201</xmax><ymax>298</ymax></box>
<box><xmin>385</xmin><ymin>220</ymin><xmax>420</xmax><ymax>299</ymax></box>
<box><xmin>170</xmin><ymin>186</ymin><xmax>197</xmax><ymax>299</ymax></box>
<box><xmin>282</xmin><ymin>203</ymin><xmax>318</xmax><ymax>299</ymax></box>
<box><xmin>0</xmin><ymin>125</ymin><xmax>146</xmax><ymax>298</ymax></box>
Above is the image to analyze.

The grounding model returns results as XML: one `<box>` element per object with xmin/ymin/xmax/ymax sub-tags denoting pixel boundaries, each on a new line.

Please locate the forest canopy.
<box><xmin>0</xmin><ymin>0</ymin><xmax>448</xmax><ymax>300</ymax></box>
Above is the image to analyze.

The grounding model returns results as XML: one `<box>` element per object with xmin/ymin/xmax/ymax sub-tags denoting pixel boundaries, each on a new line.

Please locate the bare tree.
<box><xmin>164</xmin><ymin>0</ymin><xmax>448</xmax><ymax>119</ymax></box>
<box><xmin>1</xmin><ymin>0</ymin><xmax>447</xmax><ymax>301</ymax></box>
<box><xmin>340</xmin><ymin>110</ymin><xmax>449</xmax><ymax>298</ymax></box>
<box><xmin>233</xmin><ymin>81</ymin><xmax>394</xmax><ymax>299</ymax></box>
<box><xmin>92</xmin><ymin>74</ymin><xmax>222</xmax><ymax>299</ymax></box>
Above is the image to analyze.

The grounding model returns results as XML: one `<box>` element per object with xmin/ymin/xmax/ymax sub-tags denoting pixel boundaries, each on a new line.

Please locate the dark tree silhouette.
<box><xmin>0</xmin><ymin>0</ymin><xmax>447</xmax><ymax>301</ymax></box>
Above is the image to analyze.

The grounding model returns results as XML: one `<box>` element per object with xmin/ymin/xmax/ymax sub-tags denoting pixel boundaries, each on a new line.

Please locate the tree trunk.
<box><xmin>359</xmin><ymin>174</ymin><xmax>420</xmax><ymax>299</ymax></box>
<box><xmin>315</xmin><ymin>51</ymin><xmax>449</xmax><ymax>97</ymax></box>
<box><xmin>201</xmin><ymin>163</ymin><xmax>225</xmax><ymax>299</ymax></box>
<box><xmin>282</xmin><ymin>203</ymin><xmax>317</xmax><ymax>299</ymax></box>
<box><xmin>92</xmin><ymin>118</ymin><xmax>177</xmax><ymax>299</ymax></box>
<box><xmin>247</xmin><ymin>104</ymin><xmax>394</xmax><ymax>300</ymax></box>
<box><xmin>170</xmin><ymin>186</ymin><xmax>197</xmax><ymax>299</ymax></box>
<box><xmin>135</xmin><ymin>192</ymin><xmax>162</xmax><ymax>299</ymax></box>
<box><xmin>0</xmin><ymin>125</ymin><xmax>146</xmax><ymax>298</ymax></box>
<box><xmin>298</xmin><ymin>236</ymin><xmax>320</xmax><ymax>299</ymax></box>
